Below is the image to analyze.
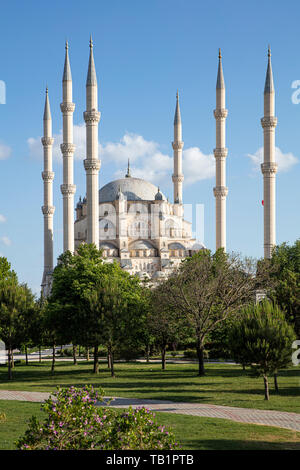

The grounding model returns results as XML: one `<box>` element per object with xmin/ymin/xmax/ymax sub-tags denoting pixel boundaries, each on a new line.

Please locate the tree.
<box><xmin>229</xmin><ymin>301</ymin><xmax>296</xmax><ymax>400</ymax></box>
<box><xmin>48</xmin><ymin>244</ymin><xmax>145</xmax><ymax>375</ymax></box>
<box><xmin>85</xmin><ymin>261</ymin><xmax>144</xmax><ymax>377</ymax></box>
<box><xmin>149</xmin><ymin>283</ymin><xmax>188</xmax><ymax>370</ymax></box>
<box><xmin>261</xmin><ymin>240</ymin><xmax>300</xmax><ymax>336</ymax></box>
<box><xmin>0</xmin><ymin>279</ymin><xmax>28</xmax><ymax>379</ymax></box>
<box><xmin>47</xmin><ymin>245</ymin><xmax>105</xmax><ymax>373</ymax></box>
<box><xmin>157</xmin><ymin>249</ymin><xmax>269</xmax><ymax>376</ymax></box>
<box><xmin>30</xmin><ymin>296</ymin><xmax>48</xmax><ymax>363</ymax></box>
<box><xmin>0</xmin><ymin>257</ymin><xmax>17</xmax><ymax>282</ymax></box>
<box><xmin>18</xmin><ymin>284</ymin><xmax>36</xmax><ymax>366</ymax></box>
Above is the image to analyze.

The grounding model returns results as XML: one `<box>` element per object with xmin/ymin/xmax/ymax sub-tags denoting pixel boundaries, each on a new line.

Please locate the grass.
<box><xmin>0</xmin><ymin>400</ymin><xmax>299</xmax><ymax>450</ymax></box>
<box><xmin>0</xmin><ymin>361</ymin><xmax>299</xmax><ymax>413</ymax></box>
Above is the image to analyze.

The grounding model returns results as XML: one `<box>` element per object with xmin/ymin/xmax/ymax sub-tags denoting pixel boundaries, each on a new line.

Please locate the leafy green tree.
<box><xmin>261</xmin><ymin>240</ymin><xmax>300</xmax><ymax>336</ymax></box>
<box><xmin>229</xmin><ymin>301</ymin><xmax>296</xmax><ymax>400</ymax></box>
<box><xmin>18</xmin><ymin>284</ymin><xmax>36</xmax><ymax>365</ymax></box>
<box><xmin>149</xmin><ymin>283</ymin><xmax>188</xmax><ymax>370</ymax></box>
<box><xmin>30</xmin><ymin>296</ymin><xmax>48</xmax><ymax>363</ymax></box>
<box><xmin>48</xmin><ymin>244</ymin><xmax>145</xmax><ymax>375</ymax></box>
<box><xmin>87</xmin><ymin>265</ymin><xmax>144</xmax><ymax>377</ymax></box>
<box><xmin>0</xmin><ymin>257</ymin><xmax>17</xmax><ymax>282</ymax></box>
<box><xmin>47</xmin><ymin>245</ymin><xmax>104</xmax><ymax>372</ymax></box>
<box><xmin>0</xmin><ymin>279</ymin><xmax>28</xmax><ymax>379</ymax></box>
<box><xmin>159</xmin><ymin>249</ymin><xmax>269</xmax><ymax>376</ymax></box>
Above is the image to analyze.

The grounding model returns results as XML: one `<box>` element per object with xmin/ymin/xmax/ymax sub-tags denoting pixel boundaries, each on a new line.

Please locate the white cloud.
<box><xmin>0</xmin><ymin>236</ymin><xmax>11</xmax><ymax>246</ymax></box>
<box><xmin>0</xmin><ymin>214</ymin><xmax>6</xmax><ymax>223</ymax></box>
<box><xmin>183</xmin><ymin>147</ymin><xmax>215</xmax><ymax>184</ymax></box>
<box><xmin>248</xmin><ymin>147</ymin><xmax>298</xmax><ymax>173</ymax></box>
<box><xmin>28</xmin><ymin>128</ymin><xmax>215</xmax><ymax>187</ymax></box>
<box><xmin>103</xmin><ymin>133</ymin><xmax>214</xmax><ymax>187</ymax></box>
<box><xmin>101</xmin><ymin>133</ymin><xmax>157</xmax><ymax>165</ymax></box>
<box><xmin>0</xmin><ymin>142</ymin><xmax>12</xmax><ymax>160</ymax></box>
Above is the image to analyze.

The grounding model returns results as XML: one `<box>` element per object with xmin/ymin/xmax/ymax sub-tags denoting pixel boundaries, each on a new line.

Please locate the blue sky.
<box><xmin>0</xmin><ymin>0</ymin><xmax>299</xmax><ymax>294</ymax></box>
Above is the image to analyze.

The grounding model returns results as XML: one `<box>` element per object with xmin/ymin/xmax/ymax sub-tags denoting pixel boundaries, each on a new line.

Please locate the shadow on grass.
<box><xmin>181</xmin><ymin>438</ymin><xmax>300</xmax><ymax>451</ymax></box>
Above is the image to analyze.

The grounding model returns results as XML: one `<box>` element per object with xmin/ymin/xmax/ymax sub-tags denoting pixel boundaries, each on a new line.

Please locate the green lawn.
<box><xmin>0</xmin><ymin>400</ymin><xmax>299</xmax><ymax>450</ymax></box>
<box><xmin>0</xmin><ymin>362</ymin><xmax>300</xmax><ymax>413</ymax></box>
<box><xmin>0</xmin><ymin>361</ymin><xmax>299</xmax><ymax>413</ymax></box>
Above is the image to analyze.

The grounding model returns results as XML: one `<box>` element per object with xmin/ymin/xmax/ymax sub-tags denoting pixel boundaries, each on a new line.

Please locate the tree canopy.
<box><xmin>228</xmin><ymin>300</ymin><xmax>296</xmax><ymax>400</ymax></box>
<box><xmin>48</xmin><ymin>244</ymin><xmax>145</xmax><ymax>374</ymax></box>
<box><xmin>156</xmin><ymin>248</ymin><xmax>269</xmax><ymax>375</ymax></box>
<box><xmin>262</xmin><ymin>240</ymin><xmax>300</xmax><ymax>336</ymax></box>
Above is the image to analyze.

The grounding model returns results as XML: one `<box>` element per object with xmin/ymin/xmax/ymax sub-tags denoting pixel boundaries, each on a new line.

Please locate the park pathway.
<box><xmin>0</xmin><ymin>390</ymin><xmax>300</xmax><ymax>432</ymax></box>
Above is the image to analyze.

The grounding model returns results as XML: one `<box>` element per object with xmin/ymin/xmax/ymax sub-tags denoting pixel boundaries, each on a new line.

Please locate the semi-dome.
<box><xmin>99</xmin><ymin>177</ymin><xmax>166</xmax><ymax>203</ymax></box>
<box><xmin>130</xmin><ymin>239</ymin><xmax>156</xmax><ymax>250</ymax></box>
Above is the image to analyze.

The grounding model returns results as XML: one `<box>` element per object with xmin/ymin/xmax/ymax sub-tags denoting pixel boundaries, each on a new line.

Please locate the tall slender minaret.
<box><xmin>41</xmin><ymin>88</ymin><xmax>55</xmax><ymax>294</ymax></box>
<box><xmin>84</xmin><ymin>36</ymin><xmax>101</xmax><ymax>248</ymax></box>
<box><xmin>261</xmin><ymin>46</ymin><xmax>278</xmax><ymax>258</ymax></box>
<box><xmin>172</xmin><ymin>91</ymin><xmax>184</xmax><ymax>203</ymax></box>
<box><xmin>60</xmin><ymin>41</ymin><xmax>76</xmax><ymax>253</ymax></box>
<box><xmin>213</xmin><ymin>49</ymin><xmax>228</xmax><ymax>251</ymax></box>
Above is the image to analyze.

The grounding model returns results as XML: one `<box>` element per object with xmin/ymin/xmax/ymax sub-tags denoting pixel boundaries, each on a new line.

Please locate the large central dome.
<box><xmin>99</xmin><ymin>177</ymin><xmax>166</xmax><ymax>203</ymax></box>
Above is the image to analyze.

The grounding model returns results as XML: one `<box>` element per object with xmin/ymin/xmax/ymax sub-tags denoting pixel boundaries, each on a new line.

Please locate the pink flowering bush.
<box><xmin>16</xmin><ymin>386</ymin><xmax>179</xmax><ymax>450</ymax></box>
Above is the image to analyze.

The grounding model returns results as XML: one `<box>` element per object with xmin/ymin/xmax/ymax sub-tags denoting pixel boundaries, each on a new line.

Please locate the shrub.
<box><xmin>183</xmin><ymin>349</ymin><xmax>198</xmax><ymax>359</ymax></box>
<box><xmin>16</xmin><ymin>385</ymin><xmax>179</xmax><ymax>450</ymax></box>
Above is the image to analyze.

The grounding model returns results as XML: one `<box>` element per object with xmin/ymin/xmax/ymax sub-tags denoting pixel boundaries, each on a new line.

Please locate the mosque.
<box><xmin>41</xmin><ymin>39</ymin><xmax>277</xmax><ymax>296</ymax></box>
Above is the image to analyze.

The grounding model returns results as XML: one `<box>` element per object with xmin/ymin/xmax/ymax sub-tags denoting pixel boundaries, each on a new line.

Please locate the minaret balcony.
<box><xmin>261</xmin><ymin>116</ymin><xmax>277</xmax><ymax>128</ymax></box>
<box><xmin>84</xmin><ymin>110</ymin><xmax>100</xmax><ymax>123</ymax></box>
<box><xmin>60</xmin><ymin>102</ymin><xmax>75</xmax><ymax>114</ymax></box>
<box><xmin>214</xmin><ymin>108</ymin><xmax>228</xmax><ymax>120</ymax></box>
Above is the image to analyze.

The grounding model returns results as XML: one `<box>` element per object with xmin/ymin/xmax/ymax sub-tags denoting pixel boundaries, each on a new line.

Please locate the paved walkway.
<box><xmin>0</xmin><ymin>390</ymin><xmax>299</xmax><ymax>432</ymax></box>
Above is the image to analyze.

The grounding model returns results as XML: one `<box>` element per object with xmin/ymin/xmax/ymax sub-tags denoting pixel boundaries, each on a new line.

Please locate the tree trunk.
<box><xmin>107</xmin><ymin>351</ymin><xmax>111</xmax><ymax>369</ymax></box>
<box><xmin>161</xmin><ymin>345</ymin><xmax>166</xmax><ymax>370</ymax></box>
<box><xmin>263</xmin><ymin>375</ymin><xmax>269</xmax><ymax>400</ymax></box>
<box><xmin>274</xmin><ymin>373</ymin><xmax>279</xmax><ymax>392</ymax></box>
<box><xmin>25</xmin><ymin>346</ymin><xmax>28</xmax><ymax>366</ymax></box>
<box><xmin>51</xmin><ymin>343</ymin><xmax>55</xmax><ymax>374</ymax></box>
<box><xmin>73</xmin><ymin>345</ymin><xmax>77</xmax><ymax>365</ymax></box>
<box><xmin>86</xmin><ymin>347</ymin><xmax>90</xmax><ymax>361</ymax></box>
<box><xmin>146</xmin><ymin>344</ymin><xmax>150</xmax><ymax>364</ymax></box>
<box><xmin>11</xmin><ymin>350</ymin><xmax>14</xmax><ymax>369</ymax></box>
<box><xmin>7</xmin><ymin>348</ymin><xmax>12</xmax><ymax>380</ymax></box>
<box><xmin>93</xmin><ymin>345</ymin><xmax>99</xmax><ymax>374</ymax></box>
<box><xmin>196</xmin><ymin>342</ymin><xmax>205</xmax><ymax>376</ymax></box>
<box><xmin>110</xmin><ymin>349</ymin><xmax>115</xmax><ymax>378</ymax></box>
<box><xmin>39</xmin><ymin>346</ymin><xmax>42</xmax><ymax>363</ymax></box>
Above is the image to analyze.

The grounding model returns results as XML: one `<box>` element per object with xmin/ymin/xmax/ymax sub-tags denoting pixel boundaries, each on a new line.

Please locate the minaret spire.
<box><xmin>213</xmin><ymin>48</ymin><xmax>228</xmax><ymax>252</ymax></box>
<box><xmin>264</xmin><ymin>45</ymin><xmax>274</xmax><ymax>94</ymax></box>
<box><xmin>172</xmin><ymin>91</ymin><xmax>184</xmax><ymax>203</ymax></box>
<box><xmin>84</xmin><ymin>37</ymin><xmax>101</xmax><ymax>247</ymax></box>
<box><xmin>86</xmin><ymin>35</ymin><xmax>97</xmax><ymax>86</ymax></box>
<box><xmin>125</xmin><ymin>158</ymin><xmax>131</xmax><ymax>177</ymax></box>
<box><xmin>60</xmin><ymin>41</ymin><xmax>76</xmax><ymax>254</ymax></box>
<box><xmin>41</xmin><ymin>87</ymin><xmax>55</xmax><ymax>296</ymax></box>
<box><xmin>216</xmin><ymin>48</ymin><xmax>225</xmax><ymax>90</ymax></box>
<box><xmin>261</xmin><ymin>46</ymin><xmax>278</xmax><ymax>258</ymax></box>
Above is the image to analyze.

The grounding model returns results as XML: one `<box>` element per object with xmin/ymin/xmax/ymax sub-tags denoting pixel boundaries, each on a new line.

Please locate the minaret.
<box><xmin>41</xmin><ymin>88</ymin><xmax>55</xmax><ymax>294</ymax></box>
<box><xmin>172</xmin><ymin>91</ymin><xmax>184</xmax><ymax>204</ymax></box>
<box><xmin>84</xmin><ymin>36</ymin><xmax>101</xmax><ymax>247</ymax></box>
<box><xmin>213</xmin><ymin>48</ymin><xmax>228</xmax><ymax>251</ymax></box>
<box><xmin>60</xmin><ymin>41</ymin><xmax>76</xmax><ymax>253</ymax></box>
<box><xmin>261</xmin><ymin>46</ymin><xmax>278</xmax><ymax>258</ymax></box>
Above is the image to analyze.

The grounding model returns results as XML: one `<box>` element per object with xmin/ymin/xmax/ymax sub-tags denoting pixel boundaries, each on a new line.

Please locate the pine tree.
<box><xmin>229</xmin><ymin>301</ymin><xmax>296</xmax><ymax>400</ymax></box>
